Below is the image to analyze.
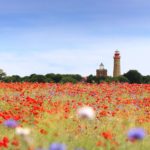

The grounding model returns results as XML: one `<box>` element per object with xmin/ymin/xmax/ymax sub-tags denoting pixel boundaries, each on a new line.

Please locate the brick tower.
<box><xmin>96</xmin><ymin>63</ymin><xmax>107</xmax><ymax>77</ymax></box>
<box><xmin>113</xmin><ymin>50</ymin><xmax>121</xmax><ymax>77</ymax></box>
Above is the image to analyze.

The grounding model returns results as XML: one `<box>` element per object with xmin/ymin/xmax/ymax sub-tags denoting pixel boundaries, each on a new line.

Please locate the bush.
<box><xmin>115</xmin><ymin>76</ymin><xmax>129</xmax><ymax>83</ymax></box>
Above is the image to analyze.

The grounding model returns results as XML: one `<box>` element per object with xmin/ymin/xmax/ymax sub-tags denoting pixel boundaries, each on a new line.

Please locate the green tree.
<box><xmin>0</xmin><ymin>69</ymin><xmax>6</xmax><ymax>80</ymax></box>
<box><xmin>114</xmin><ymin>76</ymin><xmax>129</xmax><ymax>83</ymax></box>
<box><xmin>11</xmin><ymin>75</ymin><xmax>21</xmax><ymax>82</ymax></box>
<box><xmin>29</xmin><ymin>74</ymin><xmax>46</xmax><ymax>83</ymax></box>
<box><xmin>95</xmin><ymin>76</ymin><xmax>106</xmax><ymax>83</ymax></box>
<box><xmin>87</xmin><ymin>75</ymin><xmax>96</xmax><ymax>83</ymax></box>
<box><xmin>2</xmin><ymin>76</ymin><xmax>12</xmax><ymax>82</ymax></box>
<box><xmin>104</xmin><ymin>76</ymin><xmax>114</xmax><ymax>83</ymax></box>
<box><xmin>60</xmin><ymin>76</ymin><xmax>77</xmax><ymax>83</ymax></box>
<box><xmin>142</xmin><ymin>75</ymin><xmax>150</xmax><ymax>84</ymax></box>
<box><xmin>3</xmin><ymin>75</ymin><xmax>21</xmax><ymax>82</ymax></box>
<box><xmin>22</xmin><ymin>76</ymin><xmax>30</xmax><ymax>82</ymax></box>
<box><xmin>52</xmin><ymin>74</ymin><xmax>62</xmax><ymax>83</ymax></box>
<box><xmin>123</xmin><ymin>70</ymin><xmax>142</xmax><ymax>83</ymax></box>
<box><xmin>71</xmin><ymin>74</ymin><xmax>82</xmax><ymax>81</ymax></box>
<box><xmin>45</xmin><ymin>73</ymin><xmax>55</xmax><ymax>82</ymax></box>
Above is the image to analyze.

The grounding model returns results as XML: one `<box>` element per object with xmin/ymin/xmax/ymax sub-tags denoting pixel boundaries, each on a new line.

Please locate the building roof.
<box><xmin>100</xmin><ymin>63</ymin><xmax>104</xmax><ymax>66</ymax></box>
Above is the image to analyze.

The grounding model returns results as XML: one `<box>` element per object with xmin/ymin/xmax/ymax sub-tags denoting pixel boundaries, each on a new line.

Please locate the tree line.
<box><xmin>87</xmin><ymin>70</ymin><xmax>150</xmax><ymax>84</ymax></box>
<box><xmin>0</xmin><ymin>69</ymin><xmax>149</xmax><ymax>84</ymax></box>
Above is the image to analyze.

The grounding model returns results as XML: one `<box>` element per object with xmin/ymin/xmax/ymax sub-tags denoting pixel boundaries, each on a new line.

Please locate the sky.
<box><xmin>0</xmin><ymin>0</ymin><xmax>150</xmax><ymax>77</ymax></box>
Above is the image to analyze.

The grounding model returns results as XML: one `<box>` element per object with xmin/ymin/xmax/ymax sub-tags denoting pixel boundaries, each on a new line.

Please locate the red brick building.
<box><xmin>96</xmin><ymin>63</ymin><xmax>107</xmax><ymax>77</ymax></box>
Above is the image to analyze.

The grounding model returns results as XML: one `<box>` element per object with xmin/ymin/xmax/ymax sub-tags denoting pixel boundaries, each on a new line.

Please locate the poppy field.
<box><xmin>0</xmin><ymin>82</ymin><xmax>150</xmax><ymax>150</ymax></box>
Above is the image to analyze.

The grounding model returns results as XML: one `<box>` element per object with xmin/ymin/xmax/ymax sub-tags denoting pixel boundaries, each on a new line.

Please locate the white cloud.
<box><xmin>0</xmin><ymin>50</ymin><xmax>100</xmax><ymax>76</ymax></box>
<box><xmin>0</xmin><ymin>26</ymin><xmax>150</xmax><ymax>77</ymax></box>
<box><xmin>0</xmin><ymin>38</ymin><xmax>150</xmax><ymax>78</ymax></box>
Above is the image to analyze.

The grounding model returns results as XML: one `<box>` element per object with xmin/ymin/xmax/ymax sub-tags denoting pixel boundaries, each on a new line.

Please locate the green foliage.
<box><xmin>22</xmin><ymin>76</ymin><xmax>30</xmax><ymax>82</ymax></box>
<box><xmin>2</xmin><ymin>76</ymin><xmax>12</xmax><ymax>83</ymax></box>
<box><xmin>104</xmin><ymin>76</ymin><xmax>114</xmax><ymax>83</ymax></box>
<box><xmin>71</xmin><ymin>74</ymin><xmax>82</xmax><ymax>81</ymax></box>
<box><xmin>60</xmin><ymin>76</ymin><xmax>77</xmax><ymax>83</ymax></box>
<box><xmin>0</xmin><ymin>68</ymin><xmax>149</xmax><ymax>84</ymax></box>
<box><xmin>3</xmin><ymin>75</ymin><xmax>21</xmax><ymax>82</ymax></box>
<box><xmin>142</xmin><ymin>75</ymin><xmax>150</xmax><ymax>84</ymax></box>
<box><xmin>123</xmin><ymin>70</ymin><xmax>143</xmax><ymax>83</ymax></box>
<box><xmin>0</xmin><ymin>69</ymin><xmax>6</xmax><ymax>80</ymax></box>
<box><xmin>114</xmin><ymin>76</ymin><xmax>129</xmax><ymax>83</ymax></box>
<box><xmin>11</xmin><ymin>75</ymin><xmax>21</xmax><ymax>82</ymax></box>
<box><xmin>1</xmin><ymin>73</ymin><xmax>82</xmax><ymax>83</ymax></box>
<box><xmin>87</xmin><ymin>75</ymin><xmax>96</xmax><ymax>83</ymax></box>
<box><xmin>29</xmin><ymin>74</ymin><xmax>46</xmax><ymax>83</ymax></box>
<box><xmin>51</xmin><ymin>74</ymin><xmax>62</xmax><ymax>83</ymax></box>
<box><xmin>45</xmin><ymin>73</ymin><xmax>55</xmax><ymax>82</ymax></box>
<box><xmin>95</xmin><ymin>76</ymin><xmax>107</xmax><ymax>83</ymax></box>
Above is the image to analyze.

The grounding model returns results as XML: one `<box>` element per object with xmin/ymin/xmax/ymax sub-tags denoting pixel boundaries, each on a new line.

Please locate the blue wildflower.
<box><xmin>4</xmin><ymin>119</ymin><xmax>18</xmax><ymax>128</ymax></box>
<box><xmin>49</xmin><ymin>142</ymin><xmax>67</xmax><ymax>150</ymax></box>
<box><xmin>127</xmin><ymin>128</ymin><xmax>146</xmax><ymax>140</ymax></box>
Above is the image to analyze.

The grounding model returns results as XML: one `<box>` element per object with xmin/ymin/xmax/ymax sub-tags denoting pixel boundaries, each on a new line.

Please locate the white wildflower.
<box><xmin>15</xmin><ymin>127</ymin><xmax>31</xmax><ymax>135</ymax></box>
<box><xmin>77</xmin><ymin>106</ymin><xmax>95</xmax><ymax>120</ymax></box>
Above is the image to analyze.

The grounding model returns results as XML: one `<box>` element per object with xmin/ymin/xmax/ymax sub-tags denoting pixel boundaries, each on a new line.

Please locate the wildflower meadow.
<box><xmin>0</xmin><ymin>82</ymin><xmax>150</xmax><ymax>150</ymax></box>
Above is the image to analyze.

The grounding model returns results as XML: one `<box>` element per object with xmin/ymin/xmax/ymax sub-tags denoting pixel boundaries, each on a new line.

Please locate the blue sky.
<box><xmin>0</xmin><ymin>0</ymin><xmax>150</xmax><ymax>76</ymax></box>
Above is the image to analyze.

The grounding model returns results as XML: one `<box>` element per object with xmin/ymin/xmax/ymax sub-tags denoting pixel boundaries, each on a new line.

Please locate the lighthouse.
<box><xmin>113</xmin><ymin>50</ymin><xmax>121</xmax><ymax>77</ymax></box>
